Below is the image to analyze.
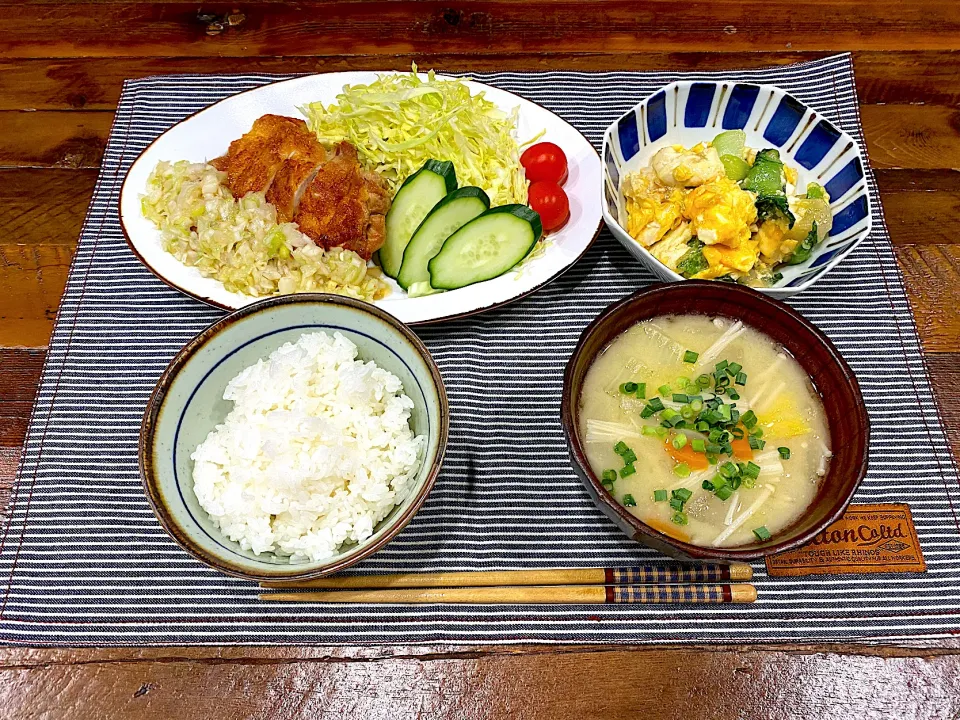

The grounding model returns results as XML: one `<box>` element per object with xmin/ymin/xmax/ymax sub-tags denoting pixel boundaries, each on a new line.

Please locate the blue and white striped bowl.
<box><xmin>600</xmin><ymin>81</ymin><xmax>872</xmax><ymax>298</ymax></box>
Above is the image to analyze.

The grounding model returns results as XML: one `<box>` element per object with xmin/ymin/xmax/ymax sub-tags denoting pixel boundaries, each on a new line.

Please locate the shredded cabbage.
<box><xmin>141</xmin><ymin>160</ymin><xmax>388</xmax><ymax>301</ymax></box>
<box><xmin>300</xmin><ymin>67</ymin><xmax>528</xmax><ymax>207</ymax></box>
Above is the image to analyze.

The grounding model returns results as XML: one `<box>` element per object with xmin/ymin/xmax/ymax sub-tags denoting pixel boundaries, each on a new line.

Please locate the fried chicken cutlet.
<box><xmin>211</xmin><ymin>115</ymin><xmax>391</xmax><ymax>260</ymax></box>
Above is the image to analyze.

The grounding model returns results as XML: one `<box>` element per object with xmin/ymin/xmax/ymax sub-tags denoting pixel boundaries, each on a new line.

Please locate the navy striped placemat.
<box><xmin>2</xmin><ymin>53</ymin><xmax>959</xmax><ymax>645</ymax></box>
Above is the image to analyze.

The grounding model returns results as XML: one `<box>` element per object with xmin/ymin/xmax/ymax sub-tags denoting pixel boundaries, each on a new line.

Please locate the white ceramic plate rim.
<box><xmin>119</xmin><ymin>72</ymin><xmax>603</xmax><ymax>324</ymax></box>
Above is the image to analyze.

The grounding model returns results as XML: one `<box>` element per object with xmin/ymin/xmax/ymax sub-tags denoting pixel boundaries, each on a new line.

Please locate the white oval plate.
<box><xmin>119</xmin><ymin>72</ymin><xmax>602</xmax><ymax>324</ymax></box>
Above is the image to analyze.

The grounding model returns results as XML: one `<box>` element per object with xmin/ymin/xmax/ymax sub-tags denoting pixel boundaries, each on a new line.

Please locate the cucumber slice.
<box><xmin>428</xmin><ymin>205</ymin><xmax>543</xmax><ymax>290</ymax></box>
<box><xmin>380</xmin><ymin>160</ymin><xmax>456</xmax><ymax>279</ymax></box>
<box><xmin>712</xmin><ymin>130</ymin><xmax>746</xmax><ymax>158</ymax></box>
<box><xmin>397</xmin><ymin>187</ymin><xmax>490</xmax><ymax>290</ymax></box>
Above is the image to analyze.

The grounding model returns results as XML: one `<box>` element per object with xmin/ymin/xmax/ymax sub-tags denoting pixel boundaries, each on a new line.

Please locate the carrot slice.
<box><xmin>666</xmin><ymin>442</ymin><xmax>710</xmax><ymax>470</ymax></box>
<box><xmin>645</xmin><ymin>516</ymin><xmax>692</xmax><ymax>543</ymax></box>
<box><xmin>731</xmin><ymin>438</ymin><xmax>754</xmax><ymax>460</ymax></box>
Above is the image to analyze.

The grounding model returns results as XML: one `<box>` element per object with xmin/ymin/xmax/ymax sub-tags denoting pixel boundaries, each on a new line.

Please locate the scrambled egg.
<box><xmin>622</xmin><ymin>169</ymin><xmax>685</xmax><ymax>247</ymax></box>
<box><xmin>755</xmin><ymin>219</ymin><xmax>799</xmax><ymax>265</ymax></box>
<box><xmin>682</xmin><ymin>177</ymin><xmax>758</xmax><ymax>248</ymax></box>
<box><xmin>619</xmin><ymin>137</ymin><xmax>825</xmax><ymax>285</ymax></box>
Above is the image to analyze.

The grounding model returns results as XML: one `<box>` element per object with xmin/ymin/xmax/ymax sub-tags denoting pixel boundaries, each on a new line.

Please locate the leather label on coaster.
<box><xmin>766</xmin><ymin>504</ymin><xmax>926</xmax><ymax>577</ymax></box>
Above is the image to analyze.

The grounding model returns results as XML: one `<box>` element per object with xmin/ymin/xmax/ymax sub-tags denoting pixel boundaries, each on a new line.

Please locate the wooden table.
<box><xmin>2</xmin><ymin>2</ymin><xmax>960</xmax><ymax>716</ymax></box>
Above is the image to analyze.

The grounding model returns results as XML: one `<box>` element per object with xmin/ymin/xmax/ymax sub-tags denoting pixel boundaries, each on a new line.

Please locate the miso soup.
<box><xmin>579</xmin><ymin>315</ymin><xmax>831</xmax><ymax>548</ymax></box>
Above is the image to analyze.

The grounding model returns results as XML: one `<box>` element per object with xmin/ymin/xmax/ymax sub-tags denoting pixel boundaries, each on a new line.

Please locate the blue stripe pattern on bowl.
<box><xmin>600</xmin><ymin>80</ymin><xmax>872</xmax><ymax>298</ymax></box>
<box><xmin>722</xmin><ymin>83</ymin><xmax>761</xmax><ymax>129</ymax></box>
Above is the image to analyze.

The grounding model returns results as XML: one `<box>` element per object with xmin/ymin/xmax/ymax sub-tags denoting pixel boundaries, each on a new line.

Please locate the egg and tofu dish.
<box><xmin>621</xmin><ymin>130</ymin><xmax>833</xmax><ymax>286</ymax></box>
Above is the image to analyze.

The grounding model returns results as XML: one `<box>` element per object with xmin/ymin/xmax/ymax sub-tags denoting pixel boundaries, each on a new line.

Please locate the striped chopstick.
<box><xmin>259</xmin><ymin>583</ymin><xmax>757</xmax><ymax>604</ymax></box>
<box><xmin>259</xmin><ymin>563</ymin><xmax>753</xmax><ymax>589</ymax></box>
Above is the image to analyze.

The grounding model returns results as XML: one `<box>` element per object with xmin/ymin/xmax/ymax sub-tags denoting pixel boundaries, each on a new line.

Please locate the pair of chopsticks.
<box><xmin>259</xmin><ymin>563</ymin><xmax>757</xmax><ymax>604</ymax></box>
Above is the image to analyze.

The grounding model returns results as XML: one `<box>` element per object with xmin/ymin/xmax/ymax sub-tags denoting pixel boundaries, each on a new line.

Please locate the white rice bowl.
<box><xmin>191</xmin><ymin>331</ymin><xmax>425</xmax><ymax>563</ymax></box>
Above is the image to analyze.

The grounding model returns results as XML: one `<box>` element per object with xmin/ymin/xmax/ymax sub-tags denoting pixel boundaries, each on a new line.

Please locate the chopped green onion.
<box><xmin>741</xmin><ymin>410</ymin><xmax>757</xmax><ymax>429</ymax></box>
<box><xmin>778</xmin><ymin>446</ymin><xmax>791</xmax><ymax>460</ymax></box>
<box><xmin>680</xmin><ymin>405</ymin><xmax>695</xmax><ymax>421</ymax></box>
<box><xmin>661</xmin><ymin>409</ymin><xmax>684</xmax><ymax>427</ymax></box>
<box><xmin>750</xmin><ymin>427</ymin><xmax>764</xmax><ymax>438</ymax></box>
<box><xmin>696</xmin><ymin>374</ymin><xmax>712</xmax><ymax>389</ymax></box>
<box><xmin>741</xmin><ymin>476</ymin><xmax>756</xmax><ymax>489</ymax></box>
<box><xmin>671</xmin><ymin>512</ymin><xmax>689</xmax><ymax>526</ymax></box>
<box><xmin>715</xmin><ymin>360</ymin><xmax>728</xmax><ymax>372</ymax></box>
<box><xmin>696</xmin><ymin>420</ymin><xmax>710</xmax><ymax>433</ymax></box>
<box><xmin>727</xmin><ymin>362</ymin><xmax>742</xmax><ymax>376</ymax></box>
<box><xmin>614</xmin><ymin>441</ymin><xmax>629</xmax><ymax>455</ymax></box>
<box><xmin>672</xmin><ymin>434</ymin><xmax>688</xmax><ymax>450</ymax></box>
<box><xmin>719</xmin><ymin>404</ymin><xmax>732</xmax><ymax>422</ymax></box>
<box><xmin>653</xmin><ymin>489</ymin><xmax>667</xmax><ymax>503</ymax></box>
<box><xmin>620</xmin><ymin>382</ymin><xmax>638</xmax><ymax>394</ymax></box>
<box><xmin>648</xmin><ymin>397</ymin><xmax>665</xmax><ymax>412</ymax></box>
<box><xmin>727</xmin><ymin>391</ymin><xmax>740</xmax><ymax>400</ymax></box>
<box><xmin>676</xmin><ymin>376</ymin><xmax>691</xmax><ymax>388</ymax></box>
<box><xmin>673</xmin><ymin>463</ymin><xmax>691</xmax><ymax>478</ymax></box>
<box><xmin>730</xmin><ymin>426</ymin><xmax>745</xmax><ymax>440</ymax></box>
<box><xmin>655</xmin><ymin>426</ymin><xmax>669</xmax><ymax>439</ymax></box>
<box><xmin>721</xmin><ymin>461</ymin><xmax>739</xmax><ymax>478</ymax></box>
<box><xmin>715</xmin><ymin>485</ymin><xmax>734</xmax><ymax>501</ymax></box>
<box><xmin>690</xmin><ymin>399</ymin><xmax>704</xmax><ymax>413</ymax></box>
<box><xmin>623</xmin><ymin>494</ymin><xmax>637</xmax><ymax>507</ymax></box>
<box><xmin>636</xmin><ymin>383</ymin><xmax>646</xmax><ymax>399</ymax></box>
<box><xmin>621</xmin><ymin>448</ymin><xmax>637</xmax><ymax>465</ymax></box>
<box><xmin>601</xmin><ymin>469</ymin><xmax>617</xmax><ymax>483</ymax></box>
<box><xmin>744</xmin><ymin>461</ymin><xmax>761</xmax><ymax>479</ymax></box>
<box><xmin>640</xmin><ymin>405</ymin><xmax>655</xmax><ymax>419</ymax></box>
<box><xmin>753</xmin><ymin>526</ymin><xmax>772</xmax><ymax>541</ymax></box>
<box><xmin>730</xmin><ymin>476</ymin><xmax>742</xmax><ymax>490</ymax></box>
<box><xmin>683</xmin><ymin>350</ymin><xmax>699</xmax><ymax>363</ymax></box>
<box><xmin>620</xmin><ymin>464</ymin><xmax>636</xmax><ymax>478</ymax></box>
<box><xmin>642</xmin><ymin>425</ymin><xmax>659</xmax><ymax>437</ymax></box>
<box><xmin>669</xmin><ymin>497</ymin><xmax>685</xmax><ymax>511</ymax></box>
<box><xmin>673</xmin><ymin>488</ymin><xmax>693</xmax><ymax>503</ymax></box>
<box><xmin>722</xmin><ymin>442</ymin><xmax>733</xmax><ymax>456</ymax></box>
<box><xmin>702</xmin><ymin>480</ymin><xmax>715</xmax><ymax>491</ymax></box>
<box><xmin>706</xmin><ymin>443</ymin><xmax>723</xmax><ymax>455</ymax></box>
<box><xmin>658</xmin><ymin>384</ymin><xmax>672</xmax><ymax>396</ymax></box>
<box><xmin>691</xmin><ymin>438</ymin><xmax>706</xmax><ymax>453</ymax></box>
<box><xmin>706</xmin><ymin>453</ymin><xmax>719</xmax><ymax>465</ymax></box>
<box><xmin>672</xmin><ymin>393</ymin><xmax>689</xmax><ymax>403</ymax></box>
<box><xmin>772</xmin><ymin>272</ymin><xmax>784</xmax><ymax>283</ymax></box>
<box><xmin>735</xmin><ymin>372</ymin><xmax>747</xmax><ymax>386</ymax></box>
<box><xmin>711</xmin><ymin>475</ymin><xmax>727</xmax><ymax>489</ymax></box>
<box><xmin>749</xmin><ymin>436</ymin><xmax>765</xmax><ymax>450</ymax></box>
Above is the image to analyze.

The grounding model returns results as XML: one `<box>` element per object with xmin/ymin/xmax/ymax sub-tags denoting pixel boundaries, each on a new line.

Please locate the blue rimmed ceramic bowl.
<box><xmin>600</xmin><ymin>81</ymin><xmax>872</xmax><ymax>298</ymax></box>
<box><xmin>139</xmin><ymin>294</ymin><xmax>448</xmax><ymax>581</ymax></box>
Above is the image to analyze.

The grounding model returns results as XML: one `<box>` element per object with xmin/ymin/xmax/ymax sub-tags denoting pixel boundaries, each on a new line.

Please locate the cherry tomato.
<box><xmin>528</xmin><ymin>180</ymin><xmax>570</xmax><ymax>233</ymax></box>
<box><xmin>520</xmin><ymin>142</ymin><xmax>568</xmax><ymax>185</ymax></box>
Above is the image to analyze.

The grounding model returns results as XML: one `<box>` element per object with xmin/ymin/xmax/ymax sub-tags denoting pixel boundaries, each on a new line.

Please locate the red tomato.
<box><xmin>520</xmin><ymin>142</ymin><xmax>568</xmax><ymax>185</ymax></box>
<box><xmin>528</xmin><ymin>181</ymin><xmax>570</xmax><ymax>233</ymax></box>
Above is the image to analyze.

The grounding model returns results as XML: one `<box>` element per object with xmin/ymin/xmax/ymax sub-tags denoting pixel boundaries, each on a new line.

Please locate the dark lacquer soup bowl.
<box><xmin>561</xmin><ymin>281</ymin><xmax>869</xmax><ymax>561</ymax></box>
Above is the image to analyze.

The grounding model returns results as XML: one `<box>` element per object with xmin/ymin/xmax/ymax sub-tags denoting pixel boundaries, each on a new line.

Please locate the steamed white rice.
<box><xmin>191</xmin><ymin>331</ymin><xmax>425</xmax><ymax>563</ymax></box>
